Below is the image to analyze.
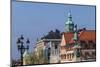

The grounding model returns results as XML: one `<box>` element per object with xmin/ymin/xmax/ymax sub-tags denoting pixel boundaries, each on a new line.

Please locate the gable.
<box><xmin>61</xmin><ymin>34</ymin><xmax>66</xmax><ymax>46</ymax></box>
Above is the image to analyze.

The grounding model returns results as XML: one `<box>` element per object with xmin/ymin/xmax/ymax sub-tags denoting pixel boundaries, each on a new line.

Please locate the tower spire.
<box><xmin>68</xmin><ymin>11</ymin><xmax>72</xmax><ymax>21</ymax></box>
<box><xmin>65</xmin><ymin>11</ymin><xmax>74</xmax><ymax>32</ymax></box>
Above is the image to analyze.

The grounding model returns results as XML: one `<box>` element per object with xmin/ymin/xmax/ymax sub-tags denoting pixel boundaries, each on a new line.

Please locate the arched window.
<box><xmin>72</xmin><ymin>53</ymin><xmax>74</xmax><ymax>58</ymax></box>
<box><xmin>61</xmin><ymin>54</ymin><xmax>66</xmax><ymax>59</ymax></box>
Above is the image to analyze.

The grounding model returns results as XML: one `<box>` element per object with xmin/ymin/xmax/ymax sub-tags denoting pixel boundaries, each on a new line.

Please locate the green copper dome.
<box><xmin>65</xmin><ymin>12</ymin><xmax>74</xmax><ymax>24</ymax></box>
<box><xmin>65</xmin><ymin>12</ymin><xmax>74</xmax><ymax>32</ymax></box>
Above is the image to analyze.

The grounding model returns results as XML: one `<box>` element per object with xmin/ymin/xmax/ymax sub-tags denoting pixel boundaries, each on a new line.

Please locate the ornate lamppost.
<box><xmin>16</xmin><ymin>35</ymin><xmax>30</xmax><ymax>66</ymax></box>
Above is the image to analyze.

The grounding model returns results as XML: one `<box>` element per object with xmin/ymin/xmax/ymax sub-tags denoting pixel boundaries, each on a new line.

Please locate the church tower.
<box><xmin>65</xmin><ymin>12</ymin><xmax>74</xmax><ymax>32</ymax></box>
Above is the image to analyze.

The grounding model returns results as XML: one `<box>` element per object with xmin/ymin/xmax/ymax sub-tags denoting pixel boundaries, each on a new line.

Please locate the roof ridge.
<box><xmin>83</xmin><ymin>30</ymin><xmax>95</xmax><ymax>31</ymax></box>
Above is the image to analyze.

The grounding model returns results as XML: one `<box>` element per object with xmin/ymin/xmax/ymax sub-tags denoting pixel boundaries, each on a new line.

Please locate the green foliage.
<box><xmin>24</xmin><ymin>49</ymin><xmax>48</xmax><ymax>65</ymax></box>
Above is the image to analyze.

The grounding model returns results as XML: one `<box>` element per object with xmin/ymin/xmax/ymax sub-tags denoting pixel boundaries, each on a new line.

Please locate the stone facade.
<box><xmin>35</xmin><ymin>39</ymin><xmax>61</xmax><ymax>63</ymax></box>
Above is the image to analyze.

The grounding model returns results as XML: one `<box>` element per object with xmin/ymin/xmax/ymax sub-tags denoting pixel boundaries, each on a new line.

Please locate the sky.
<box><xmin>12</xmin><ymin>1</ymin><xmax>96</xmax><ymax>60</ymax></box>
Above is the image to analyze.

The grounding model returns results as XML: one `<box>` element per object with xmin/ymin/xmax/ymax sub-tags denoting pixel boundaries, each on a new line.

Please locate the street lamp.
<box><xmin>16</xmin><ymin>35</ymin><xmax>30</xmax><ymax>66</ymax></box>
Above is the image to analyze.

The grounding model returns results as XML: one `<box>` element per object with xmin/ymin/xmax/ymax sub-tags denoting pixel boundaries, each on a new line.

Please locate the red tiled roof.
<box><xmin>63</xmin><ymin>30</ymin><xmax>96</xmax><ymax>44</ymax></box>
<box><xmin>79</xmin><ymin>30</ymin><xmax>96</xmax><ymax>42</ymax></box>
<box><xmin>63</xmin><ymin>32</ymin><xmax>74</xmax><ymax>44</ymax></box>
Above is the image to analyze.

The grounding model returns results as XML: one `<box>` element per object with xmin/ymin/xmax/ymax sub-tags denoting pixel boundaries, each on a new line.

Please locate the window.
<box><xmin>69</xmin><ymin>54</ymin><xmax>71</xmax><ymax>60</ymax></box>
<box><xmin>48</xmin><ymin>48</ymin><xmax>51</xmax><ymax>56</ymax></box>
<box><xmin>61</xmin><ymin>54</ymin><xmax>66</xmax><ymax>59</ymax></box>
<box><xmin>67</xmin><ymin>53</ymin><xmax>73</xmax><ymax>61</ymax></box>
<box><xmin>72</xmin><ymin>53</ymin><xmax>74</xmax><ymax>58</ymax></box>
<box><xmin>55</xmin><ymin>44</ymin><xmax>58</xmax><ymax>49</ymax></box>
<box><xmin>80</xmin><ymin>41</ymin><xmax>86</xmax><ymax>49</ymax></box>
<box><xmin>84</xmin><ymin>52</ymin><xmax>90</xmax><ymax>59</ymax></box>
<box><xmin>66</xmin><ymin>54</ymin><xmax>69</xmax><ymax>59</ymax></box>
<box><xmin>92</xmin><ymin>52</ymin><xmax>96</xmax><ymax>58</ymax></box>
